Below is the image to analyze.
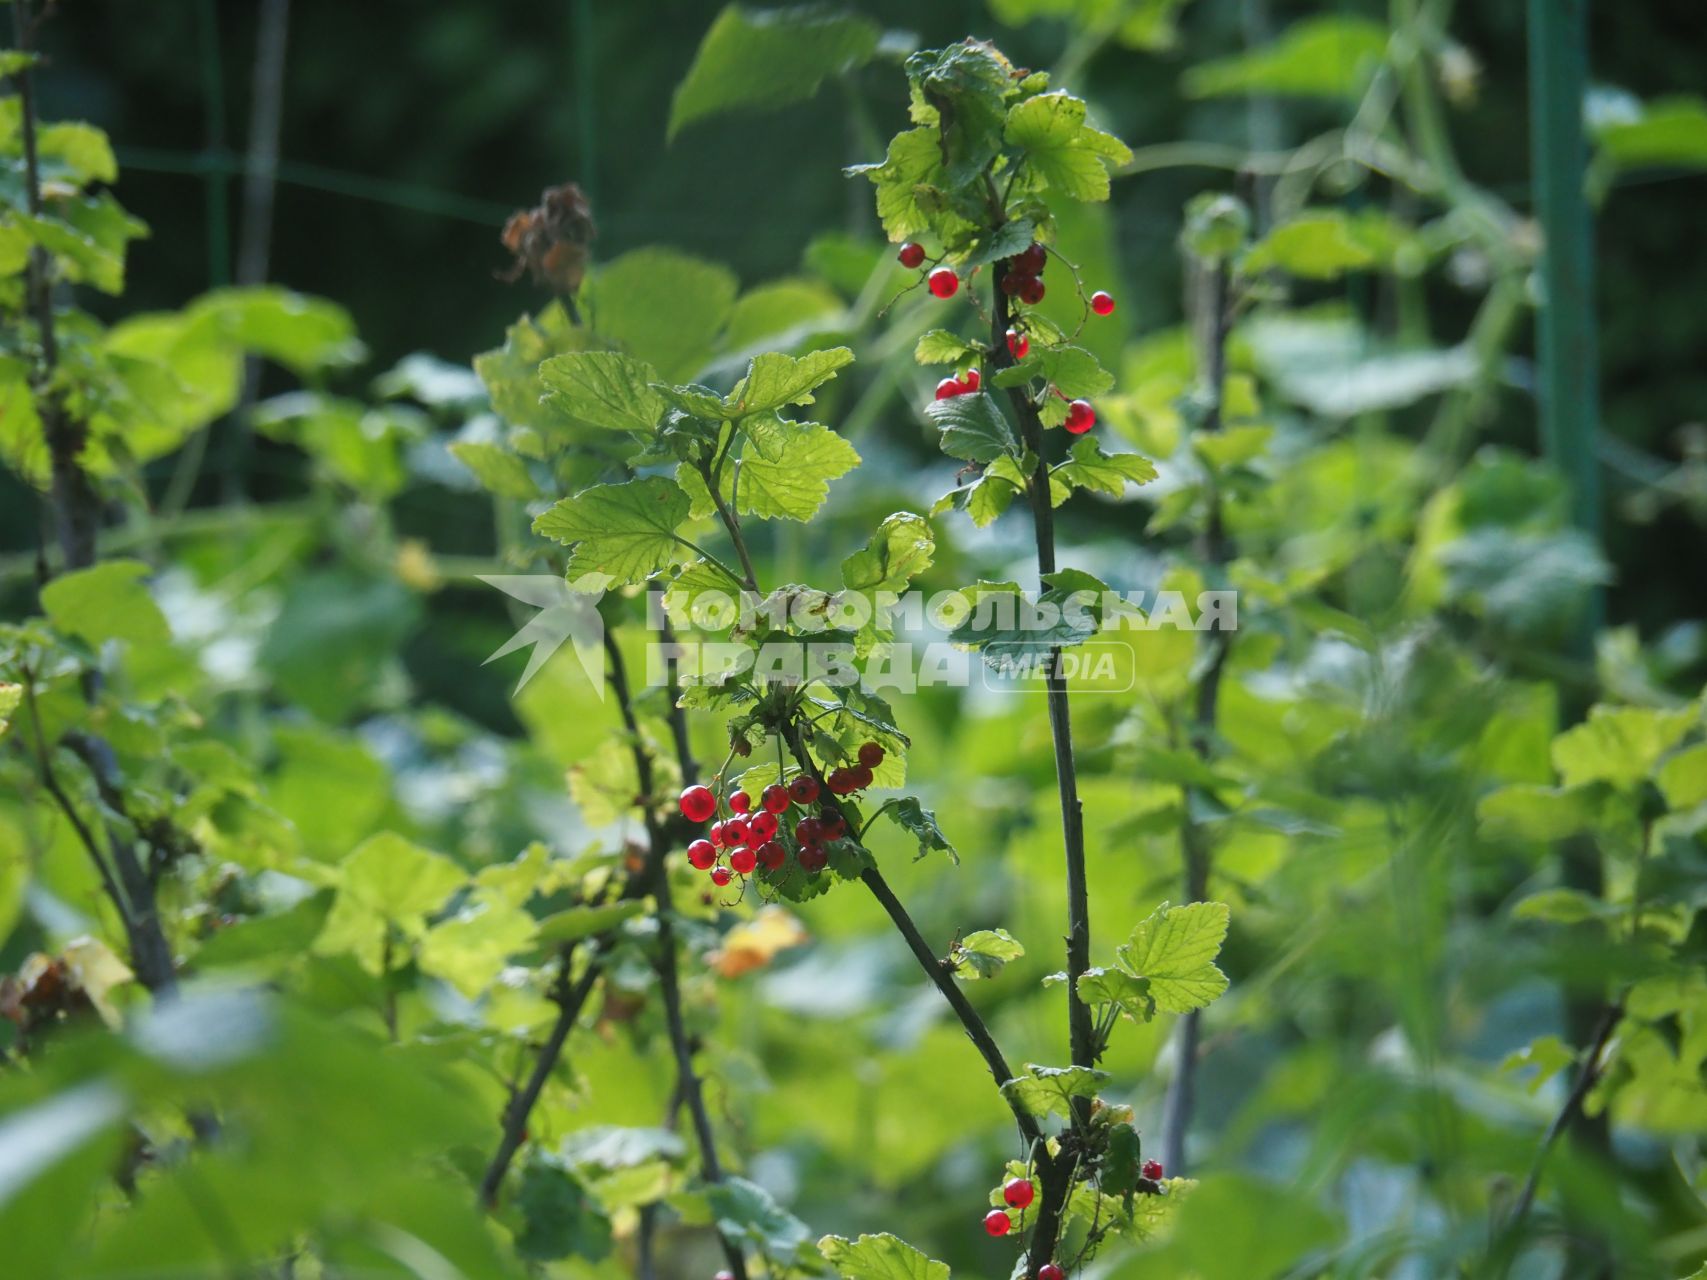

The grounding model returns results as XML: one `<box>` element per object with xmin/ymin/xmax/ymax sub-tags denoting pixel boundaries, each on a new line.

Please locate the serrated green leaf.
<box><xmin>418</xmin><ymin>890</ymin><xmax>539</xmax><ymax>997</ymax></box>
<box><xmin>954</xmin><ymin>928</ymin><xmax>1023</xmax><ymax>979</ymax></box>
<box><xmin>914</xmin><ymin>329</ymin><xmax>981</xmax><ymax>366</ymax></box>
<box><xmin>669</xmin><ymin>5</ymin><xmax>882</xmax><ymax>139</ymax></box>
<box><xmin>843</xmin><ymin>512</ymin><xmax>936</xmax><ymax>593</ymax></box>
<box><xmin>734</xmin><ymin>419</ymin><xmax>861</xmax><ymax>521</ymax></box>
<box><xmin>992</xmin><ymin>343</ymin><xmax>1114</xmax><ymax>398</ymax></box>
<box><xmin>730</xmin><ymin>346</ymin><xmax>854</xmax><ymax>416</ymax></box>
<box><xmin>1242</xmin><ymin>211</ymin><xmax>1378</xmax><ymax>279</ymax></box>
<box><xmin>882</xmin><ymin>797</ymin><xmax>957</xmax><ymax>864</ymax></box>
<box><xmin>905</xmin><ymin>42</ymin><xmax>1016</xmax><ymax>186</ymax></box>
<box><xmin>584</xmin><ymin>248</ymin><xmax>737</xmax><ymax>382</ymax></box>
<box><xmin>533</xmin><ymin>476</ymin><xmax>691</xmax><ymax>583</ymax></box>
<box><xmin>1003</xmin><ymin>90</ymin><xmax>1130</xmax><ymax>201</ymax></box>
<box><xmin>1054</xmin><ymin>438</ymin><xmax>1157</xmax><ymax>496</ymax></box>
<box><xmin>1476</xmin><ymin>784</ymin><xmax>1603</xmax><ymax>841</ymax></box>
<box><xmin>1113</xmin><ymin>900</ymin><xmax>1230</xmax><ymax>1014</ymax></box>
<box><xmin>1000</xmin><ymin>1063</ymin><xmax>1109</xmax><ymax>1119</ymax></box>
<box><xmin>706</xmin><ymin>1176</ymin><xmax>813</xmax><ymax>1257</ymax></box>
<box><xmin>924</xmin><ymin>390</ymin><xmax>1019</xmax><ymax>463</ymax></box>
<box><xmin>538</xmin><ymin>350</ymin><xmax>667</xmax><ymax>434</ymax></box>
<box><xmin>1077</xmin><ymin>967</ymin><xmax>1156</xmax><ymax>1020</ymax></box>
<box><xmin>340</xmin><ymin>832</ymin><xmax>467</xmax><ymax>922</ymax></box>
<box><xmin>846</xmin><ymin>127</ymin><xmax>952</xmax><ymax>242</ymax></box>
<box><xmin>819</xmin><ymin>1233</ymin><xmax>949</xmax><ymax>1280</ymax></box>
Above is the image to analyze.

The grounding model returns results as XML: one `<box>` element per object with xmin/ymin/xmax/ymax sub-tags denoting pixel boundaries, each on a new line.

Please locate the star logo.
<box><xmin>479</xmin><ymin>572</ymin><xmax>613</xmax><ymax>696</ymax></box>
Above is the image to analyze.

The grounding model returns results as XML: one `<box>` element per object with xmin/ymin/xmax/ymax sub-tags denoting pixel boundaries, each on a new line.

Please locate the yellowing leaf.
<box><xmin>711</xmin><ymin>906</ymin><xmax>810</xmax><ymax>978</ymax></box>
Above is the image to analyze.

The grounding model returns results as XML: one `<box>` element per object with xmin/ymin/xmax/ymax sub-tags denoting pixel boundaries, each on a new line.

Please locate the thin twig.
<box><xmin>604</xmin><ymin>631</ymin><xmax>750</xmax><ymax>1280</ymax></box>
<box><xmin>479</xmin><ymin>948</ymin><xmax>603</xmax><ymax>1207</ymax></box>
<box><xmin>1161</xmin><ymin>254</ymin><xmax>1234</xmax><ymax>1176</ymax></box>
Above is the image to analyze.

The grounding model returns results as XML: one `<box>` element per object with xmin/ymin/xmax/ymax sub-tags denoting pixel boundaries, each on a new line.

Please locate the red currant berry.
<box><xmin>749</xmin><ymin>811</ymin><xmax>778</xmax><ymax>841</ymax></box>
<box><xmin>709</xmin><ymin>821</ymin><xmax>727</xmax><ymax>847</ymax></box>
<box><xmin>1006</xmin><ymin>327</ymin><xmax>1030</xmax><ymax>360</ymax></box>
<box><xmin>794</xmin><ymin>817</ymin><xmax>824</xmax><ymax>846</ymax></box>
<box><xmin>687</xmin><ymin>839</ymin><xmax>717</xmax><ymax>871</ymax></box>
<box><xmin>710</xmin><ymin>866</ymin><xmax>733</xmax><ymax>887</ymax></box>
<box><xmin>1064</xmin><ymin>399</ymin><xmax>1096</xmax><ymax>434</ymax></box>
<box><xmin>1016</xmin><ymin>243</ymin><xmax>1047</xmax><ymax>275</ymax></box>
<box><xmin>729</xmin><ymin>847</ymin><xmax>757</xmax><ymax>875</ymax></box>
<box><xmin>828</xmin><ymin>769</ymin><xmax>856</xmax><ymax>796</ymax></box>
<box><xmin>1019</xmin><ymin>275</ymin><xmax>1046</xmax><ymax>305</ymax></box>
<box><xmin>757</xmin><ymin>839</ymin><xmax>787</xmax><ymax>870</ymax></box>
<box><xmin>858</xmin><ymin>742</ymin><xmax>885</xmax><ymax>768</ymax></box>
<box><xmin>1141</xmin><ymin>1159</ymin><xmax>1164</xmax><ymax>1181</ymax></box>
<box><xmin>927</xmin><ymin>267</ymin><xmax>959</xmax><ymax>299</ymax></box>
<box><xmin>680</xmin><ymin>785</ymin><xmax>716</xmax><ymax>824</ymax></box>
<box><xmin>723</xmin><ymin>817</ymin><xmax>750</xmax><ymax>846</ymax></box>
<box><xmin>897</xmin><ymin>242</ymin><xmax>926</xmax><ymax>269</ymax></box>
<box><xmin>788</xmin><ymin>776</ymin><xmax>820</xmax><ymax>805</ymax></box>
<box><xmin>799</xmin><ymin>845</ymin><xmax>829</xmax><ymax>873</ymax></box>
<box><xmin>984</xmin><ymin>1209</ymin><xmax>1012</xmax><ymax>1237</ymax></box>
<box><xmin>819</xmin><ymin>810</ymin><xmax>846</xmax><ymax>840</ymax></box>
<box><xmin>935</xmin><ymin>376</ymin><xmax>963</xmax><ymax>400</ymax></box>
<box><xmin>1000</xmin><ymin>269</ymin><xmax>1028</xmax><ymax>296</ymax></box>
<box><xmin>728</xmin><ymin>791</ymin><xmax>751</xmax><ymax>815</ymax></box>
<box><xmin>961</xmin><ymin>369</ymin><xmax>980</xmax><ymax>392</ymax></box>
<box><xmin>1090</xmin><ymin>290</ymin><xmax>1115</xmax><ymax>316</ymax></box>
<box><xmin>850</xmin><ymin>764</ymin><xmax>874</xmax><ymax>791</ymax></box>
<box><xmin>761</xmin><ymin>784</ymin><xmax>790</xmax><ymax>814</ymax></box>
<box><xmin>1038</xmin><ymin>1266</ymin><xmax>1065</xmax><ymax>1280</ymax></box>
<box><xmin>1004</xmin><ymin>1177</ymin><xmax>1035</xmax><ymax>1209</ymax></box>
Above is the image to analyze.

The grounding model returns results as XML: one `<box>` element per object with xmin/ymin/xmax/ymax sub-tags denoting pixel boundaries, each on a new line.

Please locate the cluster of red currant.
<box><xmin>676</xmin><ymin>744</ymin><xmax>885</xmax><ymax>888</ymax></box>
<box><xmin>897</xmin><ymin>240</ymin><xmax>1111</xmax><ymax>438</ymax></box>
<box><xmin>981</xmin><ymin>1160</ymin><xmax>1163</xmax><ymax>1268</ymax></box>
<box><xmin>934</xmin><ymin>368</ymin><xmax>982</xmax><ymax>400</ymax></box>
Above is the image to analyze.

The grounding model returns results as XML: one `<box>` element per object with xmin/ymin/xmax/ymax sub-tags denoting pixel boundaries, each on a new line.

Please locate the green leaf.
<box><xmin>734</xmin><ymin>419</ymin><xmax>861</xmax><ymax>521</ymax></box>
<box><xmin>584</xmin><ymin>248</ymin><xmax>737</xmax><ymax>382</ymax></box>
<box><xmin>1113</xmin><ymin>900</ymin><xmax>1230</xmax><ymax>1014</ymax></box>
<box><xmin>1243</xmin><ymin>210</ymin><xmax>1379</xmax><ymax>279</ymax></box>
<box><xmin>0</xmin><ymin>681</ymin><xmax>19</xmax><ymax>740</ymax></box>
<box><xmin>924</xmin><ymin>391</ymin><xmax>1019</xmax><ymax>463</ymax></box>
<box><xmin>1003</xmin><ymin>91</ymin><xmax>1131</xmax><ymax>202</ymax></box>
<box><xmin>534</xmin><ymin>900</ymin><xmax>648</xmax><ymax>945</ymax></box>
<box><xmin>449</xmin><ymin>441</ymin><xmax>541</xmax><ymax>499</ymax></box>
<box><xmin>1658</xmin><ymin>742</ymin><xmax>1707</xmax><ymax>810</ymax></box>
<box><xmin>1054</xmin><ymin>438</ymin><xmax>1157</xmax><ymax>496</ymax></box>
<box><xmin>953</xmin><ymin>928</ymin><xmax>1024</xmax><ymax>979</ymax></box>
<box><xmin>1000</xmin><ymin>1063</ymin><xmax>1109</xmax><ymax>1119</ymax></box>
<box><xmin>1551</xmin><ymin>705</ymin><xmax>1696</xmax><ymax>791</ymax></box>
<box><xmin>1593</xmin><ymin>96</ymin><xmax>1707</xmax><ymax>173</ymax></box>
<box><xmin>1183</xmin><ymin>16</ymin><xmax>1388</xmax><ymax>101</ymax></box>
<box><xmin>418</xmin><ymin>891</ymin><xmax>540</xmax><ymax>998</ymax></box>
<box><xmin>533</xmin><ymin>476</ymin><xmax>692</xmax><ymax>583</ymax></box>
<box><xmin>1077</xmin><ymin>967</ymin><xmax>1156</xmax><ymax>1021</ymax></box>
<box><xmin>514</xmin><ymin>1158</ymin><xmax>612</xmax><ymax>1262</ymax></box>
<box><xmin>948</xmin><ymin>578</ymin><xmax>1109</xmax><ymax>657</ymax></box>
<box><xmin>914</xmin><ymin>329</ymin><xmax>982</xmax><ymax>366</ymax></box>
<box><xmin>669</xmin><ymin>5</ymin><xmax>883</xmax><ymax>139</ymax></box>
<box><xmin>819</xmin><ymin>1233</ymin><xmax>950</xmax><ymax>1280</ymax></box>
<box><xmin>992</xmin><ymin>342</ymin><xmax>1114</xmax><ymax>398</ymax></box>
<box><xmin>538</xmin><ymin>351</ymin><xmax>667</xmax><ymax>434</ymax></box>
<box><xmin>1477</xmin><ymin>784</ymin><xmax>1604</xmax><ymax>841</ymax></box>
<box><xmin>40</xmin><ymin>560</ymin><xmax>170</xmax><ymax>648</ymax></box>
<box><xmin>39</xmin><ymin>121</ymin><xmax>117</xmax><ymax>184</ymax></box>
<box><xmin>905</xmin><ymin>42</ymin><xmax>1016</xmax><ymax>186</ymax></box>
<box><xmin>1511</xmin><ymin>888</ymin><xmax>1618</xmax><ymax>926</ymax></box>
<box><xmin>340</xmin><ymin>832</ymin><xmax>467</xmax><ymax>922</ymax></box>
<box><xmin>1194</xmin><ymin>424</ymin><xmax>1273</xmax><ymax>472</ymax></box>
<box><xmin>842</xmin><ymin>512</ymin><xmax>936</xmax><ymax>593</ymax></box>
<box><xmin>845</xmin><ymin>127</ymin><xmax>952</xmax><ymax>242</ymax></box>
<box><xmin>730</xmin><ymin>346</ymin><xmax>855</xmax><ymax>416</ymax></box>
<box><xmin>706</xmin><ymin>1176</ymin><xmax>813</xmax><ymax>1258</ymax></box>
<box><xmin>882</xmin><ymin>797</ymin><xmax>958</xmax><ymax>864</ymax></box>
<box><xmin>188</xmin><ymin>287</ymin><xmax>364</xmax><ymax>373</ymax></box>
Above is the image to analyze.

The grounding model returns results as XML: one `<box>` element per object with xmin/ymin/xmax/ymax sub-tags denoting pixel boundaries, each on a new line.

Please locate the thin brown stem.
<box><xmin>479</xmin><ymin>948</ymin><xmax>602</xmax><ymax>1207</ymax></box>
<box><xmin>605</xmin><ymin>631</ymin><xmax>749</xmax><ymax>1280</ymax></box>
